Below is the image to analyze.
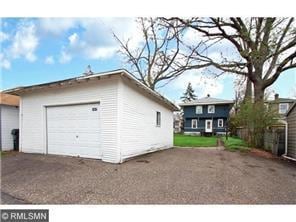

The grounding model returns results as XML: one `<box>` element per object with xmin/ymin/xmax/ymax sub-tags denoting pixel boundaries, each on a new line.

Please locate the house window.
<box><xmin>196</xmin><ymin>106</ymin><xmax>203</xmax><ymax>114</ymax></box>
<box><xmin>191</xmin><ymin>119</ymin><xmax>198</xmax><ymax>129</ymax></box>
<box><xmin>279</xmin><ymin>103</ymin><xmax>289</xmax><ymax>114</ymax></box>
<box><xmin>208</xmin><ymin>105</ymin><xmax>215</xmax><ymax>113</ymax></box>
<box><xmin>156</xmin><ymin>111</ymin><xmax>161</xmax><ymax>127</ymax></box>
<box><xmin>218</xmin><ymin>119</ymin><xmax>224</xmax><ymax>128</ymax></box>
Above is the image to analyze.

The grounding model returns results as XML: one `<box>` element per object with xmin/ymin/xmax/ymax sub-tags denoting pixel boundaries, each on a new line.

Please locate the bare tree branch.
<box><xmin>163</xmin><ymin>17</ymin><xmax>296</xmax><ymax>102</ymax></box>
<box><xmin>114</xmin><ymin>17</ymin><xmax>207</xmax><ymax>90</ymax></box>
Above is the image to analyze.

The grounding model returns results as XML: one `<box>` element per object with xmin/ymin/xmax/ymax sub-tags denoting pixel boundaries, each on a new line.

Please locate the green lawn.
<box><xmin>222</xmin><ymin>136</ymin><xmax>250</xmax><ymax>151</ymax></box>
<box><xmin>174</xmin><ymin>134</ymin><xmax>217</xmax><ymax>147</ymax></box>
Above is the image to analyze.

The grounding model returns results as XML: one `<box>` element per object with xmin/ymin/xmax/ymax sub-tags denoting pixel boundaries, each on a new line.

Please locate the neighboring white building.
<box><xmin>0</xmin><ymin>93</ymin><xmax>20</xmax><ymax>151</ymax></box>
<box><xmin>4</xmin><ymin>69</ymin><xmax>178</xmax><ymax>163</ymax></box>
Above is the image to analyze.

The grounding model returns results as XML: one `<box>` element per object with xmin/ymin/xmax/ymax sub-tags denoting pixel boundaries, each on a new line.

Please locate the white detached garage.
<box><xmin>4</xmin><ymin>69</ymin><xmax>178</xmax><ymax>163</ymax></box>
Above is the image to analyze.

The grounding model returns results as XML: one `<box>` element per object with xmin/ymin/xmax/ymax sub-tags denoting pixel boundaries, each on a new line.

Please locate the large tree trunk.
<box><xmin>253</xmin><ymin>81</ymin><xmax>265</xmax><ymax>148</ymax></box>
<box><xmin>243</xmin><ymin>78</ymin><xmax>253</xmax><ymax>103</ymax></box>
<box><xmin>254</xmin><ymin>82</ymin><xmax>265</xmax><ymax>104</ymax></box>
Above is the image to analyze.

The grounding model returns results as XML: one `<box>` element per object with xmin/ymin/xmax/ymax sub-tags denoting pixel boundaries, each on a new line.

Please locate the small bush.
<box><xmin>222</xmin><ymin>136</ymin><xmax>250</xmax><ymax>152</ymax></box>
<box><xmin>230</xmin><ymin>99</ymin><xmax>279</xmax><ymax>148</ymax></box>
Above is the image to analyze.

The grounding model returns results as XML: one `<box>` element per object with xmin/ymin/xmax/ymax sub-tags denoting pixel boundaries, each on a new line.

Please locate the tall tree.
<box><xmin>180</xmin><ymin>82</ymin><xmax>197</xmax><ymax>102</ymax></box>
<box><xmin>165</xmin><ymin>17</ymin><xmax>296</xmax><ymax>103</ymax></box>
<box><xmin>114</xmin><ymin>17</ymin><xmax>206</xmax><ymax>90</ymax></box>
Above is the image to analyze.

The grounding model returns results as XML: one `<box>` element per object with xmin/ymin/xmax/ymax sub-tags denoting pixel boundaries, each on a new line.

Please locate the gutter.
<box><xmin>283</xmin><ymin>120</ymin><xmax>288</xmax><ymax>156</ymax></box>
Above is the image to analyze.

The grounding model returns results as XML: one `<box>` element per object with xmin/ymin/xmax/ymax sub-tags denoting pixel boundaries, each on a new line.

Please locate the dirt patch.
<box><xmin>250</xmin><ymin>148</ymin><xmax>276</xmax><ymax>159</ymax></box>
<box><xmin>217</xmin><ymin>137</ymin><xmax>223</xmax><ymax>146</ymax></box>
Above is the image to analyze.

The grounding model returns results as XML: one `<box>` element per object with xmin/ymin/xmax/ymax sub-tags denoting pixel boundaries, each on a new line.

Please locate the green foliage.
<box><xmin>174</xmin><ymin>134</ymin><xmax>217</xmax><ymax>147</ymax></box>
<box><xmin>228</xmin><ymin>115</ymin><xmax>238</xmax><ymax>136</ymax></box>
<box><xmin>180</xmin><ymin>82</ymin><xmax>197</xmax><ymax>102</ymax></box>
<box><xmin>230</xmin><ymin>99</ymin><xmax>279</xmax><ymax>147</ymax></box>
<box><xmin>222</xmin><ymin>136</ymin><xmax>250</xmax><ymax>152</ymax></box>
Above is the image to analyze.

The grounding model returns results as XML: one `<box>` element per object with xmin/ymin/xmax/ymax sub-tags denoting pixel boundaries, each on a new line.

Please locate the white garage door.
<box><xmin>47</xmin><ymin>103</ymin><xmax>101</xmax><ymax>159</ymax></box>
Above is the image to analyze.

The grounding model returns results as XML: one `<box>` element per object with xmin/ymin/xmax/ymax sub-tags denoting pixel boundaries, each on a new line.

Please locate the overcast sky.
<box><xmin>1</xmin><ymin>18</ymin><xmax>295</xmax><ymax>102</ymax></box>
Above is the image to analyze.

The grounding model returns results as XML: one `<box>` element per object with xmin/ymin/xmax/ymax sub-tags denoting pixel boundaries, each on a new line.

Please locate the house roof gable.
<box><xmin>2</xmin><ymin>69</ymin><xmax>178</xmax><ymax>111</ymax></box>
<box><xmin>179</xmin><ymin>97</ymin><xmax>234</xmax><ymax>106</ymax></box>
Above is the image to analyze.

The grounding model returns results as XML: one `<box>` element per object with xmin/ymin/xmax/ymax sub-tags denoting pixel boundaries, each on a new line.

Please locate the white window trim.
<box><xmin>156</xmin><ymin>111</ymin><xmax>161</xmax><ymax>127</ymax></box>
<box><xmin>191</xmin><ymin>119</ymin><xmax>198</xmax><ymax>129</ymax></box>
<box><xmin>195</xmin><ymin>105</ymin><xmax>203</xmax><ymax>114</ymax></box>
<box><xmin>218</xmin><ymin>119</ymin><xmax>224</xmax><ymax>128</ymax></box>
<box><xmin>279</xmin><ymin>103</ymin><xmax>289</xmax><ymax>114</ymax></box>
<box><xmin>208</xmin><ymin>105</ymin><xmax>215</xmax><ymax>113</ymax></box>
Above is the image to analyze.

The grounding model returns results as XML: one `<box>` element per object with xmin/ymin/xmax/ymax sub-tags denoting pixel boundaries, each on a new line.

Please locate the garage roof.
<box><xmin>3</xmin><ymin>69</ymin><xmax>179</xmax><ymax>111</ymax></box>
<box><xmin>0</xmin><ymin>93</ymin><xmax>20</xmax><ymax>106</ymax></box>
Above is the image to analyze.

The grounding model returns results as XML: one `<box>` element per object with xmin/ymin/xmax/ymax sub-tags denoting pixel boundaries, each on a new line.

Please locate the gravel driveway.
<box><xmin>1</xmin><ymin>148</ymin><xmax>296</xmax><ymax>204</ymax></box>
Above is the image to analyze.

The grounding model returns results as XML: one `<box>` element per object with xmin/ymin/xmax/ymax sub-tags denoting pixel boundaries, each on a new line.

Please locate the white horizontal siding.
<box><xmin>19</xmin><ymin>75</ymin><xmax>174</xmax><ymax>163</ymax></box>
<box><xmin>118</xmin><ymin>77</ymin><xmax>174</xmax><ymax>161</ymax></box>
<box><xmin>1</xmin><ymin>105</ymin><xmax>19</xmax><ymax>151</ymax></box>
<box><xmin>20</xmin><ymin>77</ymin><xmax>120</xmax><ymax>163</ymax></box>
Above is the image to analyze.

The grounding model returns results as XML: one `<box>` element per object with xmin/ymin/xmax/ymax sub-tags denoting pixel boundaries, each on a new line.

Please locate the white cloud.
<box><xmin>169</xmin><ymin>70</ymin><xmax>224</xmax><ymax>99</ymax></box>
<box><xmin>44</xmin><ymin>56</ymin><xmax>55</xmax><ymax>64</ymax></box>
<box><xmin>86</xmin><ymin>46</ymin><xmax>118</xmax><ymax>59</ymax></box>
<box><xmin>0</xmin><ymin>53</ymin><xmax>11</xmax><ymax>69</ymax></box>
<box><xmin>182</xmin><ymin>25</ymin><xmax>241</xmax><ymax>66</ymax></box>
<box><xmin>68</xmin><ymin>33</ymin><xmax>79</xmax><ymax>45</ymax></box>
<box><xmin>59</xmin><ymin>50</ymin><xmax>72</xmax><ymax>64</ymax></box>
<box><xmin>38</xmin><ymin>18</ymin><xmax>78</xmax><ymax>35</ymax></box>
<box><xmin>38</xmin><ymin>18</ymin><xmax>142</xmax><ymax>61</ymax></box>
<box><xmin>183</xmin><ymin>28</ymin><xmax>204</xmax><ymax>46</ymax></box>
<box><xmin>99</xmin><ymin>18</ymin><xmax>143</xmax><ymax>50</ymax></box>
<box><xmin>65</xmin><ymin>32</ymin><xmax>118</xmax><ymax>59</ymax></box>
<box><xmin>0</xmin><ymin>31</ymin><xmax>9</xmax><ymax>42</ymax></box>
<box><xmin>9</xmin><ymin>20</ymin><xmax>39</xmax><ymax>62</ymax></box>
<box><xmin>2</xmin><ymin>18</ymin><xmax>140</xmax><ymax>68</ymax></box>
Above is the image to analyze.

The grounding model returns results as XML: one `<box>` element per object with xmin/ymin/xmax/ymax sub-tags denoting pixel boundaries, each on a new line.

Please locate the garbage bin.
<box><xmin>11</xmin><ymin>129</ymin><xmax>19</xmax><ymax>151</ymax></box>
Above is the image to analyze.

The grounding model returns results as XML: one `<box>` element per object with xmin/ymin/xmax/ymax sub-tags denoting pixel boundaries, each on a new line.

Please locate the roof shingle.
<box><xmin>179</xmin><ymin>97</ymin><xmax>234</xmax><ymax>106</ymax></box>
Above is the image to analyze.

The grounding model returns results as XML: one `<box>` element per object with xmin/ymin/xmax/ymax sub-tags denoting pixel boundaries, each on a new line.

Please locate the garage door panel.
<box><xmin>47</xmin><ymin>103</ymin><xmax>101</xmax><ymax>159</ymax></box>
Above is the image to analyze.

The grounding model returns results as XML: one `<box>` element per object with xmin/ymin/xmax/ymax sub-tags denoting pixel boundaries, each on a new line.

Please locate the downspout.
<box><xmin>284</xmin><ymin>120</ymin><xmax>288</xmax><ymax>156</ymax></box>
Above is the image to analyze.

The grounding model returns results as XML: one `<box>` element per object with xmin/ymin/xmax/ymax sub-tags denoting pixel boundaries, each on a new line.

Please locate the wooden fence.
<box><xmin>236</xmin><ymin>127</ymin><xmax>285</xmax><ymax>156</ymax></box>
<box><xmin>264</xmin><ymin>128</ymin><xmax>285</xmax><ymax>156</ymax></box>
